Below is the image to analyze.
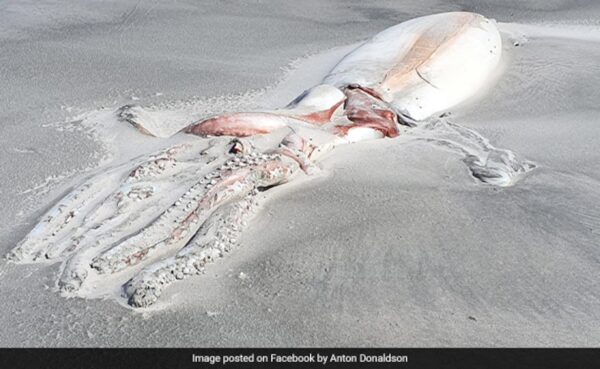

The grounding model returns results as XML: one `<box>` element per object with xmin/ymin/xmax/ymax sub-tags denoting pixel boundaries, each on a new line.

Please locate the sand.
<box><xmin>0</xmin><ymin>0</ymin><xmax>599</xmax><ymax>346</ymax></box>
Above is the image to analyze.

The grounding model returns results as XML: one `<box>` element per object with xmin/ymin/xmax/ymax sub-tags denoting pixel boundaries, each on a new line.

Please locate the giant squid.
<box><xmin>7</xmin><ymin>12</ymin><xmax>533</xmax><ymax>308</ymax></box>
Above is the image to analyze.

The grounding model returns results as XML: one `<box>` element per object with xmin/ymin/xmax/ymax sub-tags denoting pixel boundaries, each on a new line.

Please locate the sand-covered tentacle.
<box><xmin>45</xmin><ymin>175</ymin><xmax>189</xmax><ymax>260</ymax></box>
<box><xmin>24</xmin><ymin>142</ymin><xmax>215</xmax><ymax>262</ymax></box>
<box><xmin>47</xmin><ymin>139</ymin><xmax>258</xmax><ymax>294</ymax></box>
<box><xmin>56</xmin><ymin>171</ymin><xmax>223</xmax><ymax>294</ymax></box>
<box><xmin>56</xmin><ymin>180</ymin><xmax>199</xmax><ymax>294</ymax></box>
<box><xmin>7</xmin><ymin>142</ymin><xmax>202</xmax><ymax>263</ymax></box>
<box><xmin>60</xmin><ymin>145</ymin><xmax>289</xmax><ymax>294</ymax></box>
<box><xmin>6</xmin><ymin>169</ymin><xmax>125</xmax><ymax>263</ymax></box>
<box><xmin>124</xmin><ymin>195</ymin><xmax>256</xmax><ymax>308</ymax></box>
<box><xmin>56</xmin><ymin>199</ymin><xmax>172</xmax><ymax>294</ymax></box>
<box><xmin>409</xmin><ymin>119</ymin><xmax>535</xmax><ymax>186</ymax></box>
<box><xmin>90</xmin><ymin>153</ymin><xmax>296</xmax><ymax>275</ymax></box>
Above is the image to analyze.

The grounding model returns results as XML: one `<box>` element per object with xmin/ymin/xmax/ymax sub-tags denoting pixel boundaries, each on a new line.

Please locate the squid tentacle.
<box><xmin>124</xmin><ymin>194</ymin><xmax>257</xmax><ymax>308</ymax></box>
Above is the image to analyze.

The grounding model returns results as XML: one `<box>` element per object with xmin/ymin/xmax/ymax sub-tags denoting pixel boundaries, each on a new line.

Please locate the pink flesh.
<box><xmin>185</xmin><ymin>112</ymin><xmax>289</xmax><ymax>137</ymax></box>
<box><xmin>292</xmin><ymin>100</ymin><xmax>345</xmax><ymax>126</ymax></box>
<box><xmin>276</xmin><ymin>132</ymin><xmax>315</xmax><ymax>172</ymax></box>
<box><xmin>281</xmin><ymin>131</ymin><xmax>307</xmax><ymax>152</ymax></box>
<box><xmin>183</xmin><ymin>85</ymin><xmax>399</xmax><ymax>140</ymax></box>
<box><xmin>335</xmin><ymin>86</ymin><xmax>399</xmax><ymax>138</ymax></box>
<box><xmin>379</xmin><ymin>13</ymin><xmax>478</xmax><ymax>94</ymax></box>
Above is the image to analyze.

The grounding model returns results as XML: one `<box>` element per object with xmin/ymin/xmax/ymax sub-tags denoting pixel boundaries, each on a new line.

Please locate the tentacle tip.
<box><xmin>127</xmin><ymin>289</ymin><xmax>159</xmax><ymax>308</ymax></box>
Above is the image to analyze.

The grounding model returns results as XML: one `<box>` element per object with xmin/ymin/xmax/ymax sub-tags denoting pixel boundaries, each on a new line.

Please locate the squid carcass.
<box><xmin>7</xmin><ymin>12</ymin><xmax>530</xmax><ymax>308</ymax></box>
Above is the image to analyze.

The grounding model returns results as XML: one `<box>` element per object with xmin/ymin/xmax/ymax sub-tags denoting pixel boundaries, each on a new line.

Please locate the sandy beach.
<box><xmin>1</xmin><ymin>0</ymin><xmax>599</xmax><ymax>346</ymax></box>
